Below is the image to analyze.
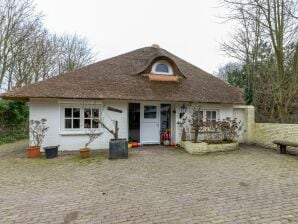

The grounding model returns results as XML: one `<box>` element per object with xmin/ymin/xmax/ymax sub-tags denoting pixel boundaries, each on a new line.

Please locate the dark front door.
<box><xmin>160</xmin><ymin>104</ymin><xmax>171</xmax><ymax>133</ymax></box>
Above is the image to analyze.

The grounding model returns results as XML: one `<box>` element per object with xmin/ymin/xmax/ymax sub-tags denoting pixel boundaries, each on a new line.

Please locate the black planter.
<box><xmin>109</xmin><ymin>139</ymin><xmax>128</xmax><ymax>159</ymax></box>
<box><xmin>43</xmin><ymin>145</ymin><xmax>59</xmax><ymax>159</ymax></box>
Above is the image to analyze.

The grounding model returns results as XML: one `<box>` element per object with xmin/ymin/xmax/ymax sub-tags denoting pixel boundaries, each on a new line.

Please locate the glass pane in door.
<box><xmin>144</xmin><ymin>106</ymin><xmax>157</xmax><ymax>119</ymax></box>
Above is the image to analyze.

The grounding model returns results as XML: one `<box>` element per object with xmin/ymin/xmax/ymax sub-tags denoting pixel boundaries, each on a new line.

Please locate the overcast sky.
<box><xmin>35</xmin><ymin>0</ymin><xmax>234</xmax><ymax>74</ymax></box>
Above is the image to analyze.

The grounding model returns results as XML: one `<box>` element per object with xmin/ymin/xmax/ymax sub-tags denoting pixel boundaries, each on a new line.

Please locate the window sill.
<box><xmin>148</xmin><ymin>74</ymin><xmax>178</xmax><ymax>82</ymax></box>
<box><xmin>59</xmin><ymin>130</ymin><xmax>102</xmax><ymax>136</ymax></box>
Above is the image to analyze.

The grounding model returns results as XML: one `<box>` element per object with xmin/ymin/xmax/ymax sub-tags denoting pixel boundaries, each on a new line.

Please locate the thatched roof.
<box><xmin>1</xmin><ymin>46</ymin><xmax>244</xmax><ymax>104</ymax></box>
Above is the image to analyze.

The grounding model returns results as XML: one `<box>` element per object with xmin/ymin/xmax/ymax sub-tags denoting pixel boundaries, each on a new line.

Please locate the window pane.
<box><xmin>84</xmin><ymin>119</ymin><xmax>91</xmax><ymax>128</ymax></box>
<box><xmin>207</xmin><ymin>111</ymin><xmax>211</xmax><ymax>120</ymax></box>
<box><xmin>207</xmin><ymin>111</ymin><xmax>216</xmax><ymax>121</ymax></box>
<box><xmin>65</xmin><ymin>108</ymin><xmax>72</xmax><ymax>118</ymax></box>
<box><xmin>207</xmin><ymin>111</ymin><xmax>212</xmax><ymax>120</ymax></box>
<box><xmin>144</xmin><ymin>106</ymin><xmax>156</xmax><ymax>118</ymax></box>
<box><xmin>212</xmin><ymin>111</ymin><xmax>217</xmax><ymax>120</ymax></box>
<box><xmin>84</xmin><ymin>109</ymin><xmax>91</xmax><ymax>118</ymax></box>
<box><xmin>92</xmin><ymin>109</ymin><xmax>99</xmax><ymax>118</ymax></box>
<box><xmin>73</xmin><ymin>119</ymin><xmax>80</xmax><ymax>128</ymax></box>
<box><xmin>92</xmin><ymin>119</ymin><xmax>99</xmax><ymax>128</ymax></box>
<box><xmin>65</xmin><ymin>119</ymin><xmax>72</xmax><ymax>129</ymax></box>
<box><xmin>73</xmin><ymin>108</ymin><xmax>80</xmax><ymax>118</ymax></box>
<box><xmin>155</xmin><ymin>64</ymin><xmax>169</xmax><ymax>73</ymax></box>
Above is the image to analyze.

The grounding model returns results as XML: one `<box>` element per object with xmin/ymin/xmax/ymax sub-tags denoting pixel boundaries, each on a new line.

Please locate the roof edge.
<box><xmin>1</xmin><ymin>95</ymin><xmax>245</xmax><ymax>105</ymax></box>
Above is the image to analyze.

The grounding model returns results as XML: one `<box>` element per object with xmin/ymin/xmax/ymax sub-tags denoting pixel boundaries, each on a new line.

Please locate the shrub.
<box><xmin>177</xmin><ymin>105</ymin><xmax>202</xmax><ymax>142</ymax></box>
<box><xmin>0</xmin><ymin>100</ymin><xmax>29</xmax><ymax>145</ymax></box>
<box><xmin>177</xmin><ymin>105</ymin><xmax>242</xmax><ymax>143</ymax></box>
<box><xmin>0</xmin><ymin>123</ymin><xmax>28</xmax><ymax>145</ymax></box>
<box><xmin>0</xmin><ymin>100</ymin><xmax>28</xmax><ymax>125</ymax></box>
<box><xmin>217</xmin><ymin>117</ymin><xmax>242</xmax><ymax>142</ymax></box>
<box><xmin>29</xmin><ymin>119</ymin><xmax>49</xmax><ymax>147</ymax></box>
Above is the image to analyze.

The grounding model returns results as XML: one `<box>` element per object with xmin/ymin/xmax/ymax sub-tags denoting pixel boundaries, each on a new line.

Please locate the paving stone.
<box><xmin>0</xmin><ymin>145</ymin><xmax>297</xmax><ymax>223</ymax></box>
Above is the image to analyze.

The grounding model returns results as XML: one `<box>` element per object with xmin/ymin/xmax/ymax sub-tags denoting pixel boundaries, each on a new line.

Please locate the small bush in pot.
<box><xmin>28</xmin><ymin>119</ymin><xmax>49</xmax><ymax>158</ymax></box>
<box><xmin>80</xmin><ymin>128</ymin><xmax>102</xmax><ymax>158</ymax></box>
<box><xmin>80</xmin><ymin>102</ymin><xmax>127</xmax><ymax>159</ymax></box>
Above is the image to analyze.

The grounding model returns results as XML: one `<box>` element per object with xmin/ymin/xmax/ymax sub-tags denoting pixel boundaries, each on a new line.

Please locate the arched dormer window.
<box><xmin>156</xmin><ymin>64</ymin><xmax>169</xmax><ymax>73</ymax></box>
<box><xmin>151</xmin><ymin>60</ymin><xmax>174</xmax><ymax>75</ymax></box>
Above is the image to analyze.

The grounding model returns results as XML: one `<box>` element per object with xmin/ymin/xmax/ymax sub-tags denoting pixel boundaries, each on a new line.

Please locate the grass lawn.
<box><xmin>0</xmin><ymin>134</ymin><xmax>28</xmax><ymax>145</ymax></box>
<box><xmin>0</xmin><ymin>139</ymin><xmax>108</xmax><ymax>165</ymax></box>
<box><xmin>0</xmin><ymin>139</ymin><xmax>28</xmax><ymax>158</ymax></box>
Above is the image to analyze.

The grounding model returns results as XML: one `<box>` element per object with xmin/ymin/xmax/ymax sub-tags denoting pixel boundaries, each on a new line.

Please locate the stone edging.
<box><xmin>180</xmin><ymin>141</ymin><xmax>239</xmax><ymax>154</ymax></box>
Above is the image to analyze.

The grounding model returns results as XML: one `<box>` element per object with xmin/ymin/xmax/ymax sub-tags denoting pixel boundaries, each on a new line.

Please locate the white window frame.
<box><xmin>199</xmin><ymin>110</ymin><xmax>219</xmax><ymax>122</ymax></box>
<box><xmin>151</xmin><ymin>60</ymin><xmax>174</xmax><ymax>75</ymax></box>
<box><xmin>64</xmin><ymin>107</ymin><xmax>81</xmax><ymax>129</ymax></box>
<box><xmin>59</xmin><ymin>100</ymin><xmax>102</xmax><ymax>135</ymax></box>
<box><xmin>206</xmin><ymin>110</ymin><xmax>217</xmax><ymax>122</ymax></box>
<box><xmin>83</xmin><ymin>107</ymin><xmax>101</xmax><ymax>129</ymax></box>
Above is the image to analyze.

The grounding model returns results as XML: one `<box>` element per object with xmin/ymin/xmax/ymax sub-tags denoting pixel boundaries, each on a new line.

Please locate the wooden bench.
<box><xmin>273</xmin><ymin>140</ymin><xmax>298</xmax><ymax>154</ymax></box>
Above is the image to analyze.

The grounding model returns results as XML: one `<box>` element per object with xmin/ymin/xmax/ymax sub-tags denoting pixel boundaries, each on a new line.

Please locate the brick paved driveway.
<box><xmin>0</xmin><ymin>141</ymin><xmax>298</xmax><ymax>224</ymax></box>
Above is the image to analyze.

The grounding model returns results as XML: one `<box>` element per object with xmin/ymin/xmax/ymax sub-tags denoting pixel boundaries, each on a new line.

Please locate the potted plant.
<box><xmin>161</xmin><ymin>130</ymin><xmax>171</xmax><ymax>146</ymax></box>
<box><xmin>80</xmin><ymin>128</ymin><xmax>102</xmax><ymax>158</ymax></box>
<box><xmin>81</xmin><ymin>102</ymin><xmax>128</xmax><ymax>159</ymax></box>
<box><xmin>28</xmin><ymin>119</ymin><xmax>49</xmax><ymax>158</ymax></box>
<box><xmin>98</xmin><ymin>120</ymin><xmax>128</xmax><ymax>159</ymax></box>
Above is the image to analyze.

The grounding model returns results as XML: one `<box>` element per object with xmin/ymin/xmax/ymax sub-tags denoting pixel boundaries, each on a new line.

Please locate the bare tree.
<box><xmin>56</xmin><ymin>34</ymin><xmax>95</xmax><ymax>74</ymax></box>
<box><xmin>30</xmin><ymin>29</ymin><xmax>56</xmax><ymax>83</ymax></box>
<box><xmin>0</xmin><ymin>0</ymin><xmax>42</xmax><ymax>90</ymax></box>
<box><xmin>9</xmin><ymin>23</ymin><xmax>41</xmax><ymax>88</ymax></box>
<box><xmin>0</xmin><ymin>0</ymin><xmax>96</xmax><ymax>91</ymax></box>
<box><xmin>220</xmin><ymin>0</ymin><xmax>267</xmax><ymax>105</ymax></box>
<box><xmin>220</xmin><ymin>0</ymin><xmax>298</xmax><ymax>122</ymax></box>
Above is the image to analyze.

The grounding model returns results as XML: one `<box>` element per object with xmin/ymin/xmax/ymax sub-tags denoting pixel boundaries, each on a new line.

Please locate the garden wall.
<box><xmin>253</xmin><ymin>123</ymin><xmax>298</xmax><ymax>149</ymax></box>
<box><xmin>245</xmin><ymin>107</ymin><xmax>298</xmax><ymax>149</ymax></box>
<box><xmin>177</xmin><ymin>105</ymin><xmax>298</xmax><ymax>152</ymax></box>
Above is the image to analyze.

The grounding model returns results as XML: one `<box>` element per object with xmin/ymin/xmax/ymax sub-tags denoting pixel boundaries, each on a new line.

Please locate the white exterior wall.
<box><xmin>29</xmin><ymin>99</ymin><xmax>248</xmax><ymax>150</ymax></box>
<box><xmin>175</xmin><ymin>103</ymin><xmax>248</xmax><ymax>143</ymax></box>
<box><xmin>29</xmin><ymin>99</ymin><xmax>128</xmax><ymax>151</ymax></box>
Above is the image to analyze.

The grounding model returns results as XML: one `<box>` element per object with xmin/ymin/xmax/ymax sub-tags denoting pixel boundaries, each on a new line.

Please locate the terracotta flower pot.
<box><xmin>80</xmin><ymin>148</ymin><xmax>90</xmax><ymax>158</ymax></box>
<box><xmin>27</xmin><ymin>146</ymin><xmax>41</xmax><ymax>158</ymax></box>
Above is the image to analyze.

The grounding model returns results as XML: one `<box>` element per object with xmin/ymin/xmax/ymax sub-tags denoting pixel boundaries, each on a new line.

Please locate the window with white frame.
<box><xmin>84</xmin><ymin>108</ymin><xmax>99</xmax><ymax>128</ymax></box>
<box><xmin>61</xmin><ymin>104</ymin><xmax>102</xmax><ymax>131</ymax></box>
<box><xmin>206</xmin><ymin>111</ymin><xmax>217</xmax><ymax>122</ymax></box>
<box><xmin>151</xmin><ymin>60</ymin><xmax>174</xmax><ymax>75</ymax></box>
<box><xmin>64</xmin><ymin>108</ymin><xmax>81</xmax><ymax>129</ymax></box>
<box><xmin>198</xmin><ymin>110</ymin><xmax>218</xmax><ymax>122</ymax></box>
